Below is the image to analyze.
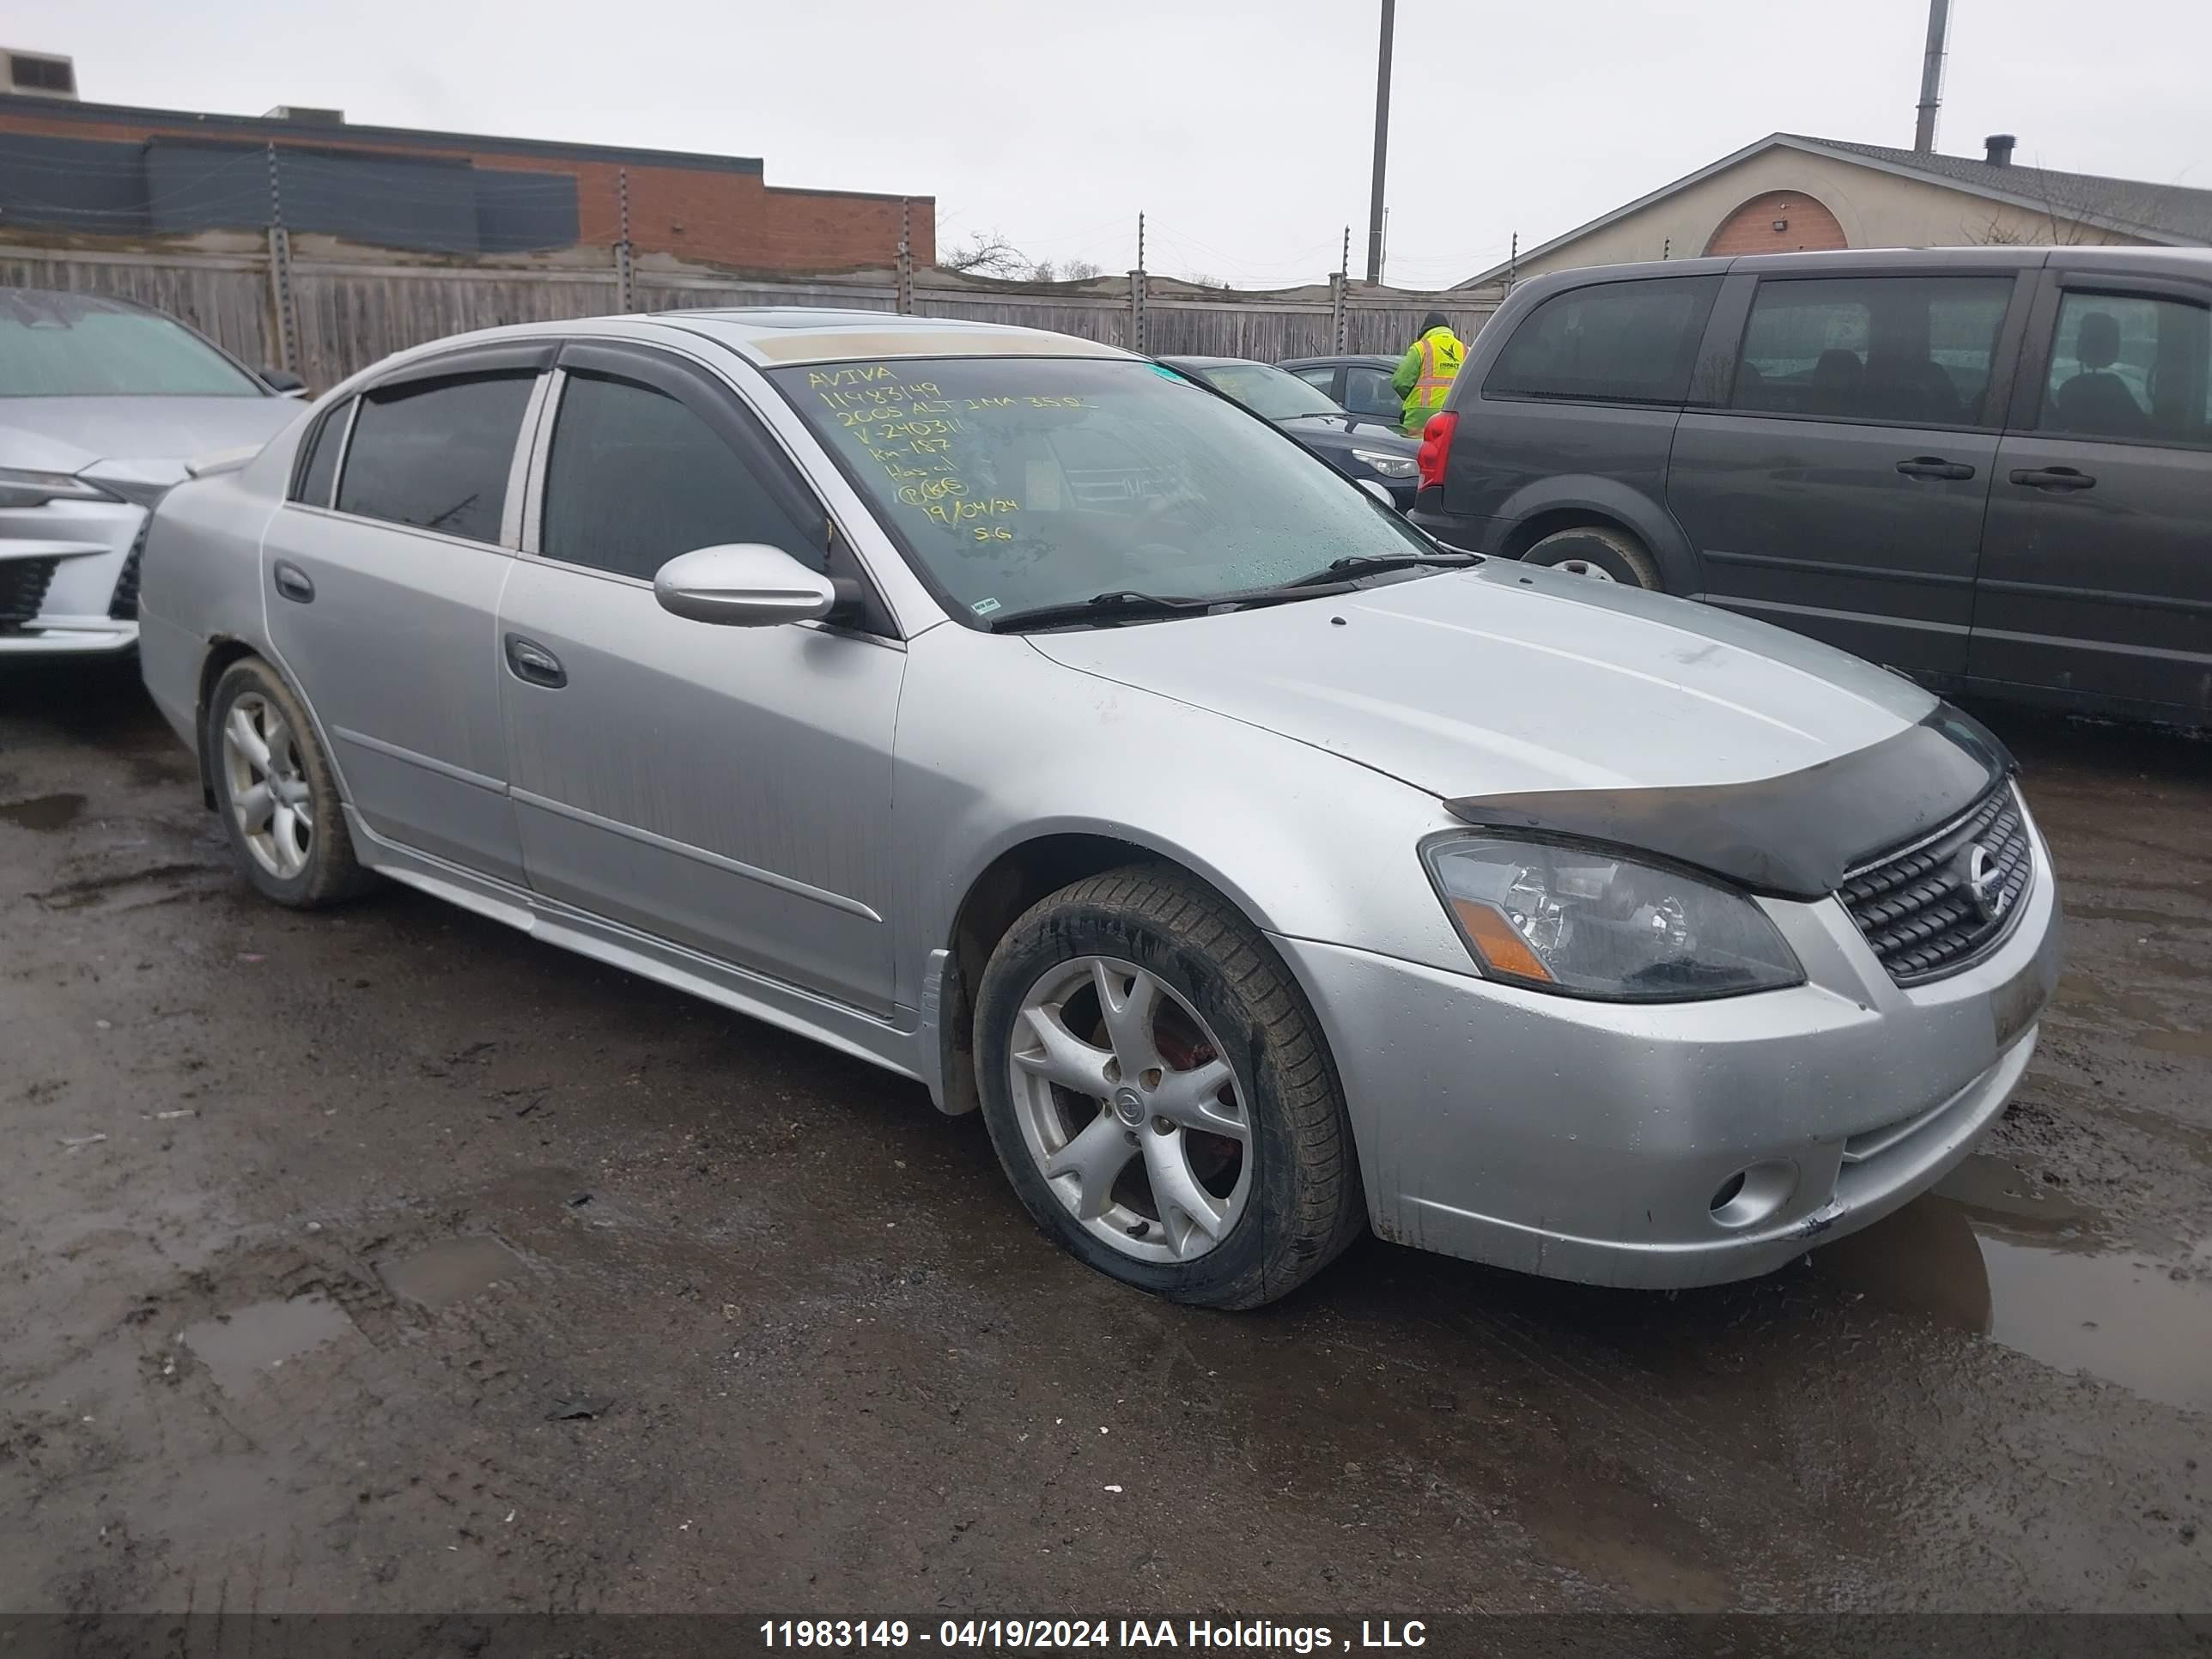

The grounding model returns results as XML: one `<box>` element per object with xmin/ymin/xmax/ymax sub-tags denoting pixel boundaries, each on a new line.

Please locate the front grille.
<box><xmin>109</xmin><ymin>518</ymin><xmax>149</xmax><ymax>620</ymax></box>
<box><xmin>1</xmin><ymin>556</ymin><xmax>60</xmax><ymax>631</ymax></box>
<box><xmin>1840</xmin><ymin>783</ymin><xmax>2033</xmax><ymax>985</ymax></box>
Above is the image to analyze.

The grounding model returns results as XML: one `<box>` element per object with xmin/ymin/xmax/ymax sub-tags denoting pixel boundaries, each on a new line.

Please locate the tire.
<box><xmin>1522</xmin><ymin>526</ymin><xmax>1662</xmax><ymax>589</ymax></box>
<box><xmin>974</xmin><ymin>864</ymin><xmax>1364</xmax><ymax>1310</ymax></box>
<box><xmin>206</xmin><ymin>656</ymin><xmax>374</xmax><ymax>908</ymax></box>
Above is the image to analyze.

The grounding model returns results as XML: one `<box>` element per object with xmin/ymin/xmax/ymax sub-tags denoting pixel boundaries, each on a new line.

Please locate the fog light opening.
<box><xmin>1709</xmin><ymin>1161</ymin><xmax>1798</xmax><ymax>1231</ymax></box>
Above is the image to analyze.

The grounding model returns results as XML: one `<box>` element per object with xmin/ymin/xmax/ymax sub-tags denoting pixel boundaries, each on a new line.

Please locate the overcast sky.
<box><xmin>16</xmin><ymin>0</ymin><xmax>2210</xmax><ymax>289</ymax></box>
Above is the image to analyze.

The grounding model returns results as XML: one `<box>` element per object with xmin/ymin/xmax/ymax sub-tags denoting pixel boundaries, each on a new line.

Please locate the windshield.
<box><xmin>1184</xmin><ymin>361</ymin><xmax>1343</xmax><ymax>421</ymax></box>
<box><xmin>773</xmin><ymin>356</ymin><xmax>1429</xmax><ymax>623</ymax></box>
<box><xmin>0</xmin><ymin>293</ymin><xmax>266</xmax><ymax>398</ymax></box>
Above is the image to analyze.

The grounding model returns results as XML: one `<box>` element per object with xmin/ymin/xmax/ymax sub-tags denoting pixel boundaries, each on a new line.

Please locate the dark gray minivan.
<box><xmin>1409</xmin><ymin>246</ymin><xmax>2212</xmax><ymax>727</ymax></box>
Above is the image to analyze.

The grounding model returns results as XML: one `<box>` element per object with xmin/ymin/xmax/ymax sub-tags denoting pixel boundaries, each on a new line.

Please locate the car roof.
<box><xmin>1159</xmin><ymin>355</ymin><xmax>1272</xmax><ymax>370</ymax></box>
<box><xmin>642</xmin><ymin>308</ymin><xmax>1136</xmax><ymax>368</ymax></box>
<box><xmin>1278</xmin><ymin>353</ymin><xmax>1398</xmax><ymax>368</ymax></box>
<box><xmin>1525</xmin><ymin>245</ymin><xmax>2212</xmax><ymax>290</ymax></box>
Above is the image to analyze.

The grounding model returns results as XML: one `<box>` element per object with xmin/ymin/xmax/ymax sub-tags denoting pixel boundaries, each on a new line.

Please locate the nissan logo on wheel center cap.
<box><xmin>1964</xmin><ymin>843</ymin><xmax>2010</xmax><ymax>924</ymax></box>
<box><xmin>1113</xmin><ymin>1087</ymin><xmax>1146</xmax><ymax>1126</ymax></box>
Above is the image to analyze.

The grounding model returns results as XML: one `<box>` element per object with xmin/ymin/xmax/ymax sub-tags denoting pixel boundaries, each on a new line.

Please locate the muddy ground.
<box><xmin>2</xmin><ymin>658</ymin><xmax>2207</xmax><ymax>1618</ymax></box>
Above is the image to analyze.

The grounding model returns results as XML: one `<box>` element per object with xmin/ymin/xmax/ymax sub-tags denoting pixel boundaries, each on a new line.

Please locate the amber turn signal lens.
<box><xmin>1449</xmin><ymin>897</ymin><xmax>1556</xmax><ymax>984</ymax></box>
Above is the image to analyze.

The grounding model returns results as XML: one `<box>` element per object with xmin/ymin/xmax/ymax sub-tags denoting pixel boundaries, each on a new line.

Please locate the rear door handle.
<box><xmin>1895</xmin><ymin>457</ymin><xmax>1977</xmax><ymax>481</ymax></box>
<box><xmin>503</xmin><ymin>633</ymin><xmax>566</xmax><ymax>689</ymax></box>
<box><xmin>2009</xmin><ymin>466</ymin><xmax>2096</xmax><ymax>492</ymax></box>
<box><xmin>272</xmin><ymin>561</ymin><xmax>315</xmax><ymax>603</ymax></box>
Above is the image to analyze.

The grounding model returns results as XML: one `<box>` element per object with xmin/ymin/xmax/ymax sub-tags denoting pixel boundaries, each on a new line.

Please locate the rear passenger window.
<box><xmin>1732</xmin><ymin>276</ymin><xmax>2013</xmax><ymax>427</ymax></box>
<box><xmin>539</xmin><ymin>373</ymin><xmax>821</xmax><ymax>580</ymax></box>
<box><xmin>336</xmin><ymin>372</ymin><xmax>535</xmax><ymax>544</ymax></box>
<box><xmin>1343</xmin><ymin>365</ymin><xmax>1401</xmax><ymax>417</ymax></box>
<box><xmin>290</xmin><ymin>398</ymin><xmax>349</xmax><ymax>507</ymax></box>
<box><xmin>2037</xmin><ymin>290</ymin><xmax>2212</xmax><ymax>447</ymax></box>
<box><xmin>1484</xmin><ymin>276</ymin><xmax>1720</xmax><ymax>405</ymax></box>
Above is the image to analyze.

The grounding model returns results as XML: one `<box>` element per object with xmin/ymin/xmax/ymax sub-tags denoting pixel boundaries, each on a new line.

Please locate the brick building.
<box><xmin>0</xmin><ymin>85</ymin><xmax>934</xmax><ymax>272</ymax></box>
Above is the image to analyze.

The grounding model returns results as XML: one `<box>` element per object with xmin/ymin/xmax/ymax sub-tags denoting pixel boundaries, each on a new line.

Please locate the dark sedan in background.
<box><xmin>1159</xmin><ymin>356</ymin><xmax>1419</xmax><ymax>507</ymax></box>
<box><xmin>1278</xmin><ymin>353</ymin><xmax>1407</xmax><ymax>425</ymax></box>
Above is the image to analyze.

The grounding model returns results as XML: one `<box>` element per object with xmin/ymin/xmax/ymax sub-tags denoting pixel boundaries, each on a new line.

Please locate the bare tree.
<box><xmin>938</xmin><ymin>230</ymin><xmax>1030</xmax><ymax>277</ymax></box>
<box><xmin>1963</xmin><ymin>169</ymin><xmax>2104</xmax><ymax>247</ymax></box>
<box><xmin>1020</xmin><ymin>257</ymin><xmax>1106</xmax><ymax>283</ymax></box>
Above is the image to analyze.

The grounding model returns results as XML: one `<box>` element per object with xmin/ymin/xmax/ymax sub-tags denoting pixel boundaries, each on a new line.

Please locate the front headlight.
<box><xmin>1423</xmin><ymin>835</ymin><xmax>1803</xmax><ymax>1000</ymax></box>
<box><xmin>1351</xmin><ymin>447</ymin><xmax>1417</xmax><ymax>479</ymax></box>
<box><xmin>0</xmin><ymin>468</ymin><xmax>122</xmax><ymax>510</ymax></box>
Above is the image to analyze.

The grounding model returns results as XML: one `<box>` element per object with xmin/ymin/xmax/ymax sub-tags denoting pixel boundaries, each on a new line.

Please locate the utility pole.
<box><xmin>264</xmin><ymin>143</ymin><xmax>299</xmax><ymax>377</ymax></box>
<box><xmin>1913</xmin><ymin>0</ymin><xmax>1951</xmax><ymax>154</ymax></box>
<box><xmin>1364</xmin><ymin>0</ymin><xmax>1395</xmax><ymax>284</ymax></box>
<box><xmin>615</xmin><ymin>167</ymin><xmax>636</xmax><ymax>313</ymax></box>
<box><xmin>896</xmin><ymin>196</ymin><xmax>915</xmax><ymax>315</ymax></box>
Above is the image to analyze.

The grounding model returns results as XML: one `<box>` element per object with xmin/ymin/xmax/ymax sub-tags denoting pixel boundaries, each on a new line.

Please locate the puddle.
<box><xmin>0</xmin><ymin>793</ymin><xmax>84</xmax><ymax>831</ymax></box>
<box><xmin>2139</xmin><ymin>1028</ymin><xmax>2212</xmax><ymax>1060</ymax></box>
<box><xmin>181</xmin><ymin>1292</ymin><xmax>356</xmax><ymax>1397</ymax></box>
<box><xmin>377</xmin><ymin>1234</ymin><xmax>525</xmax><ymax>1310</ymax></box>
<box><xmin>1819</xmin><ymin>1156</ymin><xmax>2212</xmax><ymax>1412</ymax></box>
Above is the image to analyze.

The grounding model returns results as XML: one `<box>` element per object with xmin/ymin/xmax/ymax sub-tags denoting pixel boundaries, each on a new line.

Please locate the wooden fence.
<box><xmin>1</xmin><ymin>241</ymin><xmax>1501</xmax><ymax>390</ymax></box>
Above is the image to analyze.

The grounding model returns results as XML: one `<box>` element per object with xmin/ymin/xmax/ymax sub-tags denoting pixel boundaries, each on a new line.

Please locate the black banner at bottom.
<box><xmin>0</xmin><ymin>1615</ymin><xmax>2204</xmax><ymax>1659</ymax></box>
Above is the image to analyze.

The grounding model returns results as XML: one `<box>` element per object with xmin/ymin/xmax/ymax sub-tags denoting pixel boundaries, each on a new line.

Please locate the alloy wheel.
<box><xmin>221</xmin><ymin>692</ymin><xmax>314</xmax><ymax>880</ymax></box>
<box><xmin>1552</xmin><ymin>557</ymin><xmax>1616</xmax><ymax>582</ymax></box>
<box><xmin>1007</xmin><ymin>956</ymin><xmax>1251</xmax><ymax>1263</ymax></box>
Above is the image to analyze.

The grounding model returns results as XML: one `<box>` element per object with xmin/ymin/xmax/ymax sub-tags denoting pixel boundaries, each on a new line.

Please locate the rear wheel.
<box><xmin>974</xmin><ymin>866</ymin><xmax>1364</xmax><ymax>1310</ymax></box>
<box><xmin>1522</xmin><ymin>526</ymin><xmax>1662</xmax><ymax>589</ymax></box>
<box><xmin>208</xmin><ymin>657</ymin><xmax>373</xmax><ymax>908</ymax></box>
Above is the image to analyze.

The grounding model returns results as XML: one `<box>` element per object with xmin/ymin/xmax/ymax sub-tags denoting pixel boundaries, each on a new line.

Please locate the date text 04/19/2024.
<box><xmin>757</xmin><ymin>1620</ymin><xmax>1429</xmax><ymax>1651</ymax></box>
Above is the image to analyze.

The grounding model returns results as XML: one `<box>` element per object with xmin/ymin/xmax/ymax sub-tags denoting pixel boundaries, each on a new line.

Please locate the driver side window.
<box><xmin>539</xmin><ymin>372</ymin><xmax>823</xmax><ymax>579</ymax></box>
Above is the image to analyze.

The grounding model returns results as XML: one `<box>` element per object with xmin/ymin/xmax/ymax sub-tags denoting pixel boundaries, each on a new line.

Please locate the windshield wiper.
<box><xmin>1270</xmin><ymin>550</ymin><xmax>1479</xmax><ymax>591</ymax></box>
<box><xmin>984</xmin><ymin>583</ymin><xmax>1353</xmax><ymax>634</ymax></box>
<box><xmin>983</xmin><ymin>590</ymin><xmax>1205</xmax><ymax>633</ymax></box>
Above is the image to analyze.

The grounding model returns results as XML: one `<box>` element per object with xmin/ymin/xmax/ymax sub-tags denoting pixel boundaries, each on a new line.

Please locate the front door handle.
<box><xmin>2009</xmin><ymin>466</ymin><xmax>2096</xmax><ymax>492</ymax></box>
<box><xmin>1895</xmin><ymin>457</ymin><xmax>1977</xmax><ymax>481</ymax></box>
<box><xmin>503</xmin><ymin>633</ymin><xmax>566</xmax><ymax>689</ymax></box>
<box><xmin>272</xmin><ymin>561</ymin><xmax>315</xmax><ymax>603</ymax></box>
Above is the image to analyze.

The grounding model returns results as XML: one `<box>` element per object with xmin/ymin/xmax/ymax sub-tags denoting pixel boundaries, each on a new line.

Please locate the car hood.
<box><xmin>1277</xmin><ymin>412</ymin><xmax>1412</xmax><ymax>446</ymax></box>
<box><xmin>0</xmin><ymin>396</ymin><xmax>296</xmax><ymax>483</ymax></box>
<box><xmin>1025</xmin><ymin>560</ymin><xmax>1936</xmax><ymax>799</ymax></box>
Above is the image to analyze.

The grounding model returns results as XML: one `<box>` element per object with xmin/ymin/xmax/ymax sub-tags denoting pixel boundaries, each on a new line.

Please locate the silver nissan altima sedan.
<box><xmin>137</xmin><ymin>308</ymin><xmax>2062</xmax><ymax>1309</ymax></box>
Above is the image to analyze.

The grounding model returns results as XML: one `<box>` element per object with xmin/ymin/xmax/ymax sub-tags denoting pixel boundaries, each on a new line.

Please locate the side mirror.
<box><xmin>1356</xmin><ymin>477</ymin><xmax>1396</xmax><ymax>509</ymax></box>
<box><xmin>262</xmin><ymin>368</ymin><xmax>308</xmax><ymax>397</ymax></box>
<box><xmin>653</xmin><ymin>544</ymin><xmax>836</xmax><ymax>628</ymax></box>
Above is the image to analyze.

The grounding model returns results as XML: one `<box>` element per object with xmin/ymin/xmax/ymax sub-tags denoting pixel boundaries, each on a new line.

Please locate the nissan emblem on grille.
<box><xmin>1965</xmin><ymin>844</ymin><xmax>2009</xmax><ymax>924</ymax></box>
<box><xmin>1838</xmin><ymin>784</ymin><xmax>2033</xmax><ymax>986</ymax></box>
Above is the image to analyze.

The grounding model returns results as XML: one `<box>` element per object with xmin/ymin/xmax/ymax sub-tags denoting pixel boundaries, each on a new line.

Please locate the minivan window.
<box><xmin>2037</xmin><ymin>291</ymin><xmax>2211</xmax><ymax>447</ymax></box>
<box><xmin>335</xmin><ymin>372</ymin><xmax>535</xmax><ymax>544</ymax></box>
<box><xmin>1732</xmin><ymin>276</ymin><xmax>2013</xmax><ymax>427</ymax></box>
<box><xmin>1483</xmin><ymin>276</ymin><xmax>1720</xmax><ymax>405</ymax></box>
<box><xmin>540</xmin><ymin>373</ymin><xmax>822</xmax><ymax>579</ymax></box>
<box><xmin>770</xmin><ymin>355</ymin><xmax>1428</xmax><ymax>623</ymax></box>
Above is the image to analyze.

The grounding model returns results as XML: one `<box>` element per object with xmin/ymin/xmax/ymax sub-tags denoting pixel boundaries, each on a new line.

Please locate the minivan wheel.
<box><xmin>974</xmin><ymin>866</ymin><xmax>1364</xmax><ymax>1310</ymax></box>
<box><xmin>1522</xmin><ymin>526</ymin><xmax>1662</xmax><ymax>589</ymax></box>
<box><xmin>208</xmin><ymin>657</ymin><xmax>373</xmax><ymax>908</ymax></box>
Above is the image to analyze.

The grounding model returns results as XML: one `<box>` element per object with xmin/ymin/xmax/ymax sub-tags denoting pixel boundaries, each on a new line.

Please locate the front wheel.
<box><xmin>1522</xmin><ymin>526</ymin><xmax>1662</xmax><ymax>589</ymax></box>
<box><xmin>974</xmin><ymin>866</ymin><xmax>1364</xmax><ymax>1309</ymax></box>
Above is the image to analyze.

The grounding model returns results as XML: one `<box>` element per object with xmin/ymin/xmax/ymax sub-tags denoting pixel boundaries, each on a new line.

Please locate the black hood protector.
<box><xmin>1443</xmin><ymin>705</ymin><xmax>2014</xmax><ymax>901</ymax></box>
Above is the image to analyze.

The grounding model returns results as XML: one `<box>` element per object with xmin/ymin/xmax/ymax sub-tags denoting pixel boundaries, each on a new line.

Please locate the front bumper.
<box><xmin>0</xmin><ymin>500</ymin><xmax>148</xmax><ymax>656</ymax></box>
<box><xmin>1274</xmin><ymin>812</ymin><xmax>2063</xmax><ymax>1289</ymax></box>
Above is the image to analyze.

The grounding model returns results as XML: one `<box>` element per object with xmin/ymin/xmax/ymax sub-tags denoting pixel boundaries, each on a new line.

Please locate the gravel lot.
<box><xmin>3</xmin><ymin>657</ymin><xmax>2207</xmax><ymax>1616</ymax></box>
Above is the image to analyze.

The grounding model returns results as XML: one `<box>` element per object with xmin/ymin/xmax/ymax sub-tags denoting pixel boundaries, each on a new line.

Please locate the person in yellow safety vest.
<box><xmin>1390</xmin><ymin>310</ymin><xmax>1468</xmax><ymax>436</ymax></box>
